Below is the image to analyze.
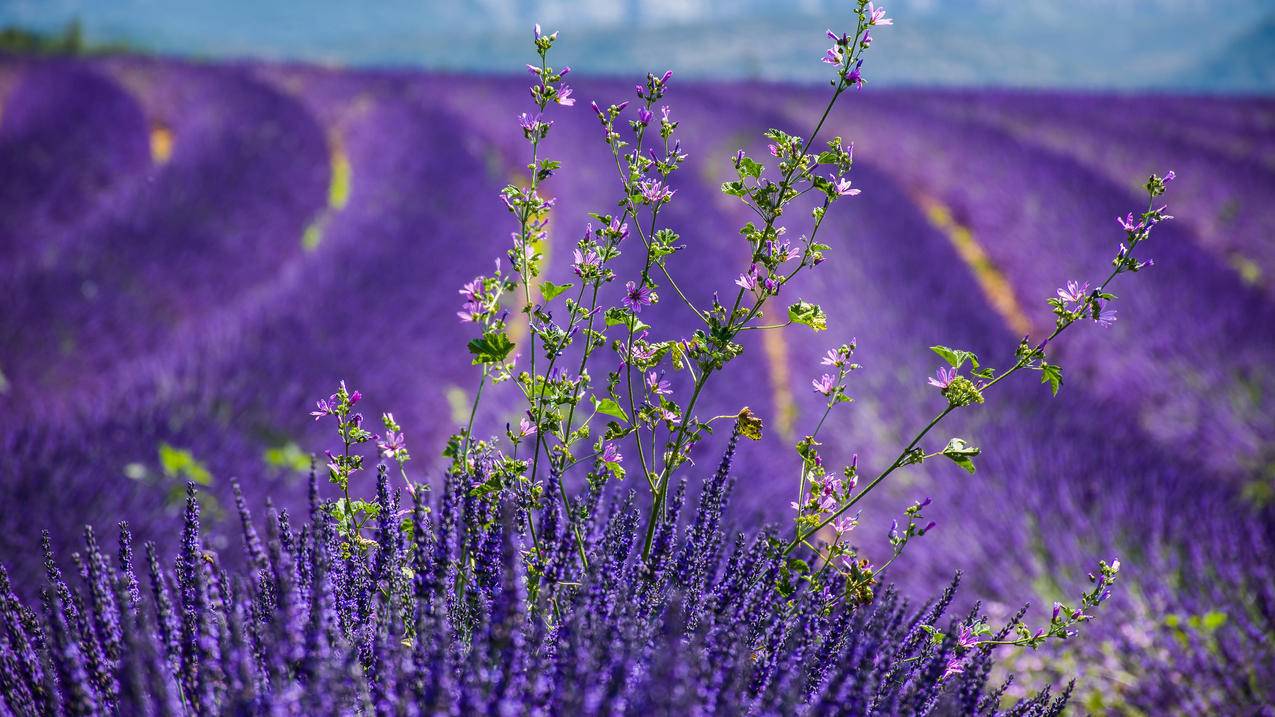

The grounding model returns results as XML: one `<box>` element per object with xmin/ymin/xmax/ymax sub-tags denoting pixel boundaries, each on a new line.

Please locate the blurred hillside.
<box><xmin>1</xmin><ymin>0</ymin><xmax>1273</xmax><ymax>93</ymax></box>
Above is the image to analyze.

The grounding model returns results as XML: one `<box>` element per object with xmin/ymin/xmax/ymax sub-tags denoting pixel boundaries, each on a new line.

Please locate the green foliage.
<box><xmin>468</xmin><ymin>331</ymin><xmax>516</xmax><ymax>365</ymax></box>
<box><xmin>787</xmin><ymin>301</ymin><xmax>828</xmax><ymax>331</ymax></box>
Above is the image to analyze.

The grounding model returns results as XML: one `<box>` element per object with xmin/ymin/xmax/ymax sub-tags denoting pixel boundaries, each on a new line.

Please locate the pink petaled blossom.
<box><xmin>956</xmin><ymin>625</ymin><xmax>978</xmax><ymax>650</ymax></box>
<box><xmin>1056</xmin><ymin>280</ymin><xmax>1089</xmax><ymax>305</ymax></box>
<box><xmin>637</xmin><ymin>179</ymin><xmax>675</xmax><ymax>204</ymax></box>
<box><xmin>768</xmin><ymin>143</ymin><xmax>781</xmax><ymax>157</ymax></box>
<box><xmin>831</xmin><ymin>174</ymin><xmax>861</xmax><ymax>197</ymax></box>
<box><xmin>519</xmin><ymin>413</ymin><xmax>536</xmax><ymax>436</ymax></box>
<box><xmin>830</xmin><ymin>509</ymin><xmax>859</xmax><ymax>536</ymax></box>
<box><xmin>928</xmin><ymin>366</ymin><xmax>957</xmax><ymax>390</ymax></box>
<box><xmin>601</xmin><ymin>442</ymin><xmax>623</xmax><ymax>464</ymax></box>
<box><xmin>867</xmin><ymin>2</ymin><xmax>893</xmax><ymax>25</ymax></box>
<box><xmin>646</xmin><ymin>371</ymin><xmax>672</xmax><ymax>396</ymax></box>
<box><xmin>572</xmin><ymin>248</ymin><xmax>600</xmax><ymax>277</ymax></box>
<box><xmin>658</xmin><ymin>405</ymin><xmax>681</xmax><ymax>424</ymax></box>
<box><xmin>622</xmin><ymin>281</ymin><xmax>653</xmax><ymax>313</ymax></box>
<box><xmin>555</xmin><ymin>85</ymin><xmax>575</xmax><ymax>106</ymax></box>
<box><xmin>310</xmin><ymin>398</ymin><xmax>334</xmax><ymax>421</ymax></box>
<box><xmin>822</xmin><ymin>44</ymin><xmax>844</xmax><ymax>65</ymax></box>
<box><xmin>377</xmin><ymin>430</ymin><xmax>406</xmax><ymax>459</ymax></box>
<box><xmin>631</xmin><ymin>331</ymin><xmax>657</xmax><ymax>362</ymax></box>
<box><xmin>735</xmin><ymin>263</ymin><xmax>763</xmax><ymax>291</ymax></box>
<box><xmin>1116</xmin><ymin>212</ymin><xmax>1144</xmax><ymax>233</ymax></box>
<box><xmin>811</xmin><ymin>374</ymin><xmax>837</xmax><ymax>396</ymax></box>
<box><xmin>941</xmin><ymin>656</ymin><xmax>967</xmax><ymax>681</ymax></box>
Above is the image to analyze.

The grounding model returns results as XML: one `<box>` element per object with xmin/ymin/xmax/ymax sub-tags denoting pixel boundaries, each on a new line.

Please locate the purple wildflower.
<box><xmin>637</xmin><ymin>178</ymin><xmax>675</xmax><ymax>204</ymax></box>
<box><xmin>811</xmin><ymin>374</ymin><xmax>837</xmax><ymax>396</ymax></box>
<box><xmin>646</xmin><ymin>371</ymin><xmax>672</xmax><ymax>396</ymax></box>
<box><xmin>622</xmin><ymin>281</ymin><xmax>653</xmax><ymax>313</ymax></box>
<box><xmin>601</xmin><ymin>442</ymin><xmax>623</xmax><ymax>464</ymax></box>
<box><xmin>867</xmin><ymin>2</ymin><xmax>893</xmax><ymax>25</ymax></box>
<box><xmin>1056</xmin><ymin>280</ymin><xmax>1089</xmax><ymax>305</ymax></box>
<box><xmin>846</xmin><ymin>60</ymin><xmax>864</xmax><ymax>88</ymax></box>
<box><xmin>928</xmin><ymin>366</ymin><xmax>957</xmax><ymax>390</ymax></box>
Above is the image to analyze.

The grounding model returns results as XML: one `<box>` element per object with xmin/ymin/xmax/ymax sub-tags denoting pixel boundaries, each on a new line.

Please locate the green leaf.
<box><xmin>158</xmin><ymin>443</ymin><xmax>213</xmax><ymax>485</ymax></box>
<box><xmin>540</xmin><ymin>281</ymin><xmax>574</xmax><ymax>302</ymax></box>
<box><xmin>1040</xmin><ymin>362</ymin><xmax>1063</xmax><ymax>397</ymax></box>
<box><xmin>735</xmin><ymin>407</ymin><xmax>764</xmax><ymax>441</ymax></box>
<box><xmin>787</xmin><ymin>301</ymin><xmax>828</xmax><ymax>332</ymax></box>
<box><xmin>721</xmin><ymin>180</ymin><xmax>747</xmax><ymax>197</ymax></box>
<box><xmin>738</xmin><ymin>156</ymin><xmax>764</xmax><ymax>179</ymax></box>
<box><xmin>941</xmin><ymin>438</ymin><xmax>981</xmax><ymax>475</ymax></box>
<box><xmin>592</xmin><ymin>396</ymin><xmax>629</xmax><ymax>422</ymax></box>
<box><xmin>467</xmin><ymin>331</ymin><xmax>515</xmax><ymax>365</ymax></box>
<box><xmin>1199</xmin><ymin>610</ymin><xmax>1228</xmax><ymax>632</ymax></box>
<box><xmin>930</xmin><ymin>345</ymin><xmax>979</xmax><ymax>370</ymax></box>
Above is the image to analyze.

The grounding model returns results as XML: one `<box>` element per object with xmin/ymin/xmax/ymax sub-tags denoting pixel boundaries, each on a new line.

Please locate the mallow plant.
<box><xmin>0</xmin><ymin>3</ymin><xmax>1175</xmax><ymax>714</ymax></box>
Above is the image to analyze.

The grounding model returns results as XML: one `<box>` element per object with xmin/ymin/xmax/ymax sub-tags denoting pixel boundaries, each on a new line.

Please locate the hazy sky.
<box><xmin>3</xmin><ymin>0</ymin><xmax>1272</xmax><ymax>92</ymax></box>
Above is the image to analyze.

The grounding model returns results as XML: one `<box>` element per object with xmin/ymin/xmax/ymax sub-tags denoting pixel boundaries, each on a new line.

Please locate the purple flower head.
<box><xmin>831</xmin><ymin>174</ymin><xmax>861</xmax><ymax>197</ymax></box>
<box><xmin>928</xmin><ymin>366</ymin><xmax>957</xmax><ymax>390</ymax></box>
<box><xmin>1164</xmin><ymin>169</ymin><xmax>1176</xmax><ymax>183</ymax></box>
<box><xmin>556</xmin><ymin>85</ymin><xmax>575</xmax><ymax>106</ymax></box>
<box><xmin>518</xmin><ymin>415</ymin><xmax>536</xmax><ymax>438</ymax></box>
<box><xmin>735</xmin><ymin>263</ymin><xmax>763</xmax><ymax>291</ymax></box>
<box><xmin>822</xmin><ymin>44</ymin><xmax>844</xmax><ymax>65</ymax></box>
<box><xmin>1056</xmin><ymin>280</ymin><xmax>1089</xmax><ymax>305</ymax></box>
<box><xmin>572</xmin><ymin>247</ymin><xmax>600</xmax><ymax>278</ymax></box>
<box><xmin>637</xmin><ymin>106</ymin><xmax>653</xmax><ymax>126</ymax></box>
<box><xmin>846</xmin><ymin>60</ymin><xmax>865</xmax><ymax>88</ymax></box>
<box><xmin>1117</xmin><ymin>212</ymin><xmax>1144</xmax><ymax>233</ymax></box>
<box><xmin>941</xmin><ymin>656</ymin><xmax>967</xmax><ymax>681</ymax></box>
<box><xmin>861</xmin><ymin>29</ymin><xmax>873</xmax><ymax>47</ymax></box>
<box><xmin>601</xmin><ymin>442</ymin><xmax>623</xmax><ymax>464</ymax></box>
<box><xmin>1094</xmin><ymin>302</ymin><xmax>1117</xmax><ymax>327</ymax></box>
<box><xmin>867</xmin><ymin>2</ymin><xmax>893</xmax><ymax>25</ymax></box>
<box><xmin>622</xmin><ymin>281</ymin><xmax>653</xmax><ymax>313</ymax></box>
<box><xmin>376</xmin><ymin>430</ymin><xmax>405</xmax><ymax>460</ymax></box>
<box><xmin>956</xmin><ymin>624</ymin><xmax>977</xmax><ymax>649</ymax></box>
<box><xmin>811</xmin><ymin>374</ymin><xmax>837</xmax><ymax>396</ymax></box>
<box><xmin>310</xmin><ymin>398</ymin><xmax>334</xmax><ymax>420</ymax></box>
<box><xmin>646</xmin><ymin>371</ymin><xmax>672</xmax><ymax>396</ymax></box>
<box><xmin>637</xmin><ymin>178</ymin><xmax>675</xmax><ymax>204</ymax></box>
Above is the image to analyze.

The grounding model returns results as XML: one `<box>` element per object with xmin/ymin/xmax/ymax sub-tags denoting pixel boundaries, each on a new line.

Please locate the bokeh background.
<box><xmin>1</xmin><ymin>1</ymin><xmax>1273</xmax><ymax>711</ymax></box>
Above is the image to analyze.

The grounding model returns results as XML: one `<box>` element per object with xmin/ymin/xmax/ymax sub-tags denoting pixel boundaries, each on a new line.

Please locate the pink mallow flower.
<box><xmin>927</xmin><ymin>366</ymin><xmax>957</xmax><ymax>390</ymax></box>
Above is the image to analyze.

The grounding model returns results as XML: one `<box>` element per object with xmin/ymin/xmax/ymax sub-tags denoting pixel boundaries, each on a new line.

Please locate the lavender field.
<box><xmin>1</xmin><ymin>53</ymin><xmax>1273</xmax><ymax>712</ymax></box>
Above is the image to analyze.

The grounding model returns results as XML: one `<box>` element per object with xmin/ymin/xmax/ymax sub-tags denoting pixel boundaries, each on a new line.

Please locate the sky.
<box><xmin>2</xmin><ymin>0</ymin><xmax>1273</xmax><ymax>93</ymax></box>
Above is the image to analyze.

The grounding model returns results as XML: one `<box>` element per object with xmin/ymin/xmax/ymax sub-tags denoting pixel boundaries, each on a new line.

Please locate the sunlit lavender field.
<box><xmin>1</xmin><ymin>51</ymin><xmax>1273</xmax><ymax>713</ymax></box>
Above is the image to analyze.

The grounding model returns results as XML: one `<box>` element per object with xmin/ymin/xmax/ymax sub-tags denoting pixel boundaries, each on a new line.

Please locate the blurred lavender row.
<box><xmin>0</xmin><ymin>56</ymin><xmax>1272</xmax><ymax>711</ymax></box>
